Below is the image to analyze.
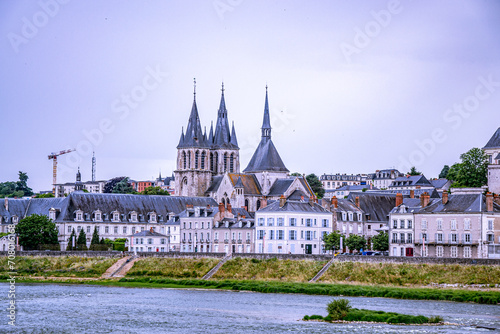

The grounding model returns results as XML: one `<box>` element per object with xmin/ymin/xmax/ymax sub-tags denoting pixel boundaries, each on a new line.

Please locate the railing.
<box><xmin>245</xmin><ymin>239</ymin><xmax>251</xmax><ymax>244</ymax></box>
<box><xmin>213</xmin><ymin>239</ymin><xmax>218</xmax><ymax>243</ymax></box>
<box><xmin>224</xmin><ymin>239</ymin><xmax>229</xmax><ymax>244</ymax></box>
<box><xmin>237</xmin><ymin>239</ymin><xmax>242</xmax><ymax>244</ymax></box>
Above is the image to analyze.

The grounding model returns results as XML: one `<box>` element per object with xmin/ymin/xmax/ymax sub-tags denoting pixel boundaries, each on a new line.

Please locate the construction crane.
<box><xmin>48</xmin><ymin>149</ymin><xmax>75</xmax><ymax>193</ymax></box>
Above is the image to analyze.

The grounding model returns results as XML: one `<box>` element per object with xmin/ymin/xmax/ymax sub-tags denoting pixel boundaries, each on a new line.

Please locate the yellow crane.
<box><xmin>48</xmin><ymin>149</ymin><xmax>75</xmax><ymax>193</ymax></box>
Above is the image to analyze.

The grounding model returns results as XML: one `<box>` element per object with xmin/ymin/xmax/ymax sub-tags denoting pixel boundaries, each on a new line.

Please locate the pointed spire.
<box><xmin>193</xmin><ymin>77</ymin><xmax>196</xmax><ymax>99</ymax></box>
<box><xmin>213</xmin><ymin>82</ymin><xmax>237</xmax><ymax>148</ymax></box>
<box><xmin>178</xmin><ymin>81</ymin><xmax>207</xmax><ymax>148</ymax></box>
<box><xmin>177</xmin><ymin>127</ymin><xmax>185</xmax><ymax>147</ymax></box>
<box><xmin>262</xmin><ymin>85</ymin><xmax>271</xmax><ymax>140</ymax></box>
<box><xmin>230</xmin><ymin>121</ymin><xmax>238</xmax><ymax>147</ymax></box>
<box><xmin>235</xmin><ymin>176</ymin><xmax>244</xmax><ymax>188</ymax></box>
<box><xmin>159</xmin><ymin>169</ymin><xmax>162</xmax><ymax>181</ymax></box>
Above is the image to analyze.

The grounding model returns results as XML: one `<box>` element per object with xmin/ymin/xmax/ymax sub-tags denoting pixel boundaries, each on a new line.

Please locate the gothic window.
<box><xmin>187</xmin><ymin>151</ymin><xmax>191</xmax><ymax>169</ymax></box>
<box><xmin>201</xmin><ymin>151</ymin><xmax>206</xmax><ymax>170</ymax></box>
<box><xmin>210</xmin><ymin>153</ymin><xmax>214</xmax><ymax>173</ymax></box>
<box><xmin>224</xmin><ymin>153</ymin><xmax>228</xmax><ymax>172</ymax></box>
<box><xmin>256</xmin><ymin>200</ymin><xmax>261</xmax><ymax>211</ymax></box>
<box><xmin>182</xmin><ymin>151</ymin><xmax>187</xmax><ymax>169</ymax></box>
<box><xmin>244</xmin><ymin>199</ymin><xmax>249</xmax><ymax>209</ymax></box>
<box><xmin>195</xmin><ymin>151</ymin><xmax>199</xmax><ymax>169</ymax></box>
<box><xmin>230</xmin><ymin>154</ymin><xmax>234</xmax><ymax>173</ymax></box>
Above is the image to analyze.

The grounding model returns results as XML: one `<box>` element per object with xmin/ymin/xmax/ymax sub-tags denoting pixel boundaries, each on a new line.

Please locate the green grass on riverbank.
<box><xmin>126</xmin><ymin>257</ymin><xmax>219</xmax><ymax>278</ymax></box>
<box><xmin>110</xmin><ymin>277</ymin><xmax>500</xmax><ymax>304</ymax></box>
<box><xmin>0</xmin><ymin>256</ymin><xmax>119</xmax><ymax>278</ymax></box>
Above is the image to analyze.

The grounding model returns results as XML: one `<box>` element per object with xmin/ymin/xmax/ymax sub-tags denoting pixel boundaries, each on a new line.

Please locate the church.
<box><xmin>174</xmin><ymin>83</ymin><xmax>313</xmax><ymax>212</ymax></box>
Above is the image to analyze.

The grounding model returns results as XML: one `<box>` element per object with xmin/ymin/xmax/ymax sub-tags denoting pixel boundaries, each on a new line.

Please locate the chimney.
<box><xmin>218</xmin><ymin>202</ymin><xmax>225</xmax><ymax>215</ymax></box>
<box><xmin>309</xmin><ymin>196</ymin><xmax>314</xmax><ymax>206</ymax></box>
<box><xmin>396</xmin><ymin>193</ymin><xmax>403</xmax><ymax>207</ymax></box>
<box><xmin>410</xmin><ymin>190</ymin><xmax>415</xmax><ymax>199</ymax></box>
<box><xmin>494</xmin><ymin>194</ymin><xmax>500</xmax><ymax>206</ymax></box>
<box><xmin>486</xmin><ymin>192</ymin><xmax>494</xmax><ymax>212</ymax></box>
<box><xmin>442</xmin><ymin>190</ymin><xmax>448</xmax><ymax>205</ymax></box>
<box><xmin>331</xmin><ymin>196</ymin><xmax>338</xmax><ymax>209</ymax></box>
<box><xmin>4</xmin><ymin>198</ymin><xmax>7</xmax><ymax>211</ymax></box>
<box><xmin>420</xmin><ymin>192</ymin><xmax>430</xmax><ymax>207</ymax></box>
<box><xmin>416</xmin><ymin>185</ymin><xmax>421</xmax><ymax>189</ymax></box>
<box><xmin>206</xmin><ymin>204</ymin><xmax>211</xmax><ymax>210</ymax></box>
<box><xmin>355</xmin><ymin>196</ymin><xmax>360</xmax><ymax>208</ymax></box>
<box><xmin>150</xmin><ymin>227</ymin><xmax>154</xmax><ymax>233</ymax></box>
<box><xmin>227</xmin><ymin>203</ymin><xmax>232</xmax><ymax>214</ymax></box>
<box><xmin>260</xmin><ymin>198</ymin><xmax>267</xmax><ymax>209</ymax></box>
<box><xmin>300</xmin><ymin>195</ymin><xmax>304</xmax><ymax>201</ymax></box>
<box><xmin>279</xmin><ymin>195</ymin><xmax>286</xmax><ymax>208</ymax></box>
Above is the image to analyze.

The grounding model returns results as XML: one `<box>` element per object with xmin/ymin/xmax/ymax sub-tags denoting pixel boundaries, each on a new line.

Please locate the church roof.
<box><xmin>243</xmin><ymin>138</ymin><xmax>289</xmax><ymax>173</ymax></box>
<box><xmin>228</xmin><ymin>173</ymin><xmax>262</xmax><ymax>195</ymax></box>
<box><xmin>484</xmin><ymin>127</ymin><xmax>500</xmax><ymax>149</ymax></box>
<box><xmin>177</xmin><ymin>97</ymin><xmax>209</xmax><ymax>148</ymax></box>
<box><xmin>212</xmin><ymin>84</ymin><xmax>239</xmax><ymax>149</ymax></box>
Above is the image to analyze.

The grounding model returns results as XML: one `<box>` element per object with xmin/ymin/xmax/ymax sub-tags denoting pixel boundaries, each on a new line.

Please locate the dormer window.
<box><xmin>75</xmin><ymin>210</ymin><xmax>83</xmax><ymax>222</ymax></box>
<box><xmin>94</xmin><ymin>210</ymin><xmax>102</xmax><ymax>222</ymax></box>
<box><xmin>12</xmin><ymin>216</ymin><xmax>19</xmax><ymax>224</ymax></box>
<box><xmin>112</xmin><ymin>211</ymin><xmax>120</xmax><ymax>222</ymax></box>
<box><xmin>49</xmin><ymin>209</ymin><xmax>56</xmax><ymax>221</ymax></box>
<box><xmin>150</xmin><ymin>212</ymin><xmax>157</xmax><ymax>223</ymax></box>
<box><xmin>130</xmin><ymin>212</ymin><xmax>138</xmax><ymax>222</ymax></box>
<box><xmin>342</xmin><ymin>212</ymin><xmax>347</xmax><ymax>221</ymax></box>
<box><xmin>348</xmin><ymin>212</ymin><xmax>353</xmax><ymax>221</ymax></box>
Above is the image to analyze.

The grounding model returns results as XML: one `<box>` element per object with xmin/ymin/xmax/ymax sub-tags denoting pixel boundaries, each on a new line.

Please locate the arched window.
<box><xmin>229</xmin><ymin>154</ymin><xmax>234</xmax><ymax>173</ymax></box>
<box><xmin>256</xmin><ymin>200</ymin><xmax>261</xmax><ymax>211</ymax></box>
<box><xmin>201</xmin><ymin>151</ymin><xmax>206</xmax><ymax>170</ymax></box>
<box><xmin>224</xmin><ymin>153</ymin><xmax>228</xmax><ymax>172</ymax></box>
<box><xmin>195</xmin><ymin>151</ymin><xmax>199</xmax><ymax>169</ymax></box>
<box><xmin>244</xmin><ymin>199</ymin><xmax>249</xmax><ymax>209</ymax></box>
<box><xmin>187</xmin><ymin>151</ymin><xmax>191</xmax><ymax>169</ymax></box>
<box><xmin>182</xmin><ymin>151</ymin><xmax>187</xmax><ymax>169</ymax></box>
<box><xmin>210</xmin><ymin>153</ymin><xmax>214</xmax><ymax>173</ymax></box>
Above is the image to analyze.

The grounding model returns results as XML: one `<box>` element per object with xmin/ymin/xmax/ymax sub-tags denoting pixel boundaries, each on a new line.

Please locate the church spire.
<box><xmin>262</xmin><ymin>85</ymin><xmax>271</xmax><ymax>140</ymax></box>
<box><xmin>230</xmin><ymin>121</ymin><xmax>238</xmax><ymax>147</ymax></box>
<box><xmin>213</xmin><ymin>82</ymin><xmax>238</xmax><ymax>149</ymax></box>
<box><xmin>177</xmin><ymin>81</ymin><xmax>207</xmax><ymax>148</ymax></box>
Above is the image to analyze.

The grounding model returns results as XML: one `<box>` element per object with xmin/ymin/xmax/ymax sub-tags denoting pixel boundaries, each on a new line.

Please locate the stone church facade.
<box><xmin>174</xmin><ymin>84</ymin><xmax>313</xmax><ymax>211</ymax></box>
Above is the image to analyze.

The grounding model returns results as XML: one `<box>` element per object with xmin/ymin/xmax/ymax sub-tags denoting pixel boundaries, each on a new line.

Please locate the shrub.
<box><xmin>327</xmin><ymin>298</ymin><xmax>351</xmax><ymax>320</ymax></box>
<box><xmin>428</xmin><ymin>315</ymin><xmax>443</xmax><ymax>323</ymax></box>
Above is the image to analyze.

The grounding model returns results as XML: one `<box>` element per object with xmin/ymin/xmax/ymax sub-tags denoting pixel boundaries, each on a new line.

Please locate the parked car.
<box><xmin>371</xmin><ymin>252</ymin><xmax>382</xmax><ymax>256</ymax></box>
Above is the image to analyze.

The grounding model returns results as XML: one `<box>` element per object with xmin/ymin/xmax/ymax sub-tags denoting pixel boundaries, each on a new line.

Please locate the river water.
<box><xmin>1</xmin><ymin>283</ymin><xmax>499</xmax><ymax>333</ymax></box>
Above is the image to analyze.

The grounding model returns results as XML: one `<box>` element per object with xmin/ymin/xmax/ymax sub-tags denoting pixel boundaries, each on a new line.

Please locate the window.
<box><xmin>348</xmin><ymin>225</ymin><xmax>353</xmax><ymax>233</ymax></box>
<box><xmin>147</xmin><ymin>238</ymin><xmax>153</xmax><ymax>244</ymax></box>
<box><xmin>267</xmin><ymin>218</ymin><xmax>274</xmax><ymax>226</ymax></box>
<box><xmin>342</xmin><ymin>212</ymin><xmax>347</xmax><ymax>221</ymax></box>
<box><xmin>487</xmin><ymin>234</ymin><xmax>494</xmax><ymax>242</ymax></box>
<box><xmin>277</xmin><ymin>230</ymin><xmax>284</xmax><ymax>240</ymax></box>
<box><xmin>357</xmin><ymin>225</ymin><xmax>362</xmax><ymax>234</ymax></box>
<box><xmin>289</xmin><ymin>230</ymin><xmax>297</xmax><ymax>240</ymax></box>
<box><xmin>105</xmin><ymin>226</ymin><xmax>109</xmax><ymax>234</ymax></box>
<box><xmin>76</xmin><ymin>212</ymin><xmax>83</xmax><ymax>221</ymax></box>
<box><xmin>437</xmin><ymin>219</ymin><xmax>442</xmax><ymax>230</ymax></box>
<box><xmin>488</xmin><ymin>219</ymin><xmax>494</xmax><ymax>230</ymax></box>
<box><xmin>113</xmin><ymin>212</ymin><xmax>120</xmax><ymax>222</ymax></box>
<box><xmin>407</xmin><ymin>233</ymin><xmax>413</xmax><ymax>243</ymax></box>
<box><xmin>306</xmin><ymin>219</ymin><xmax>312</xmax><ymax>227</ymax></box>
<box><xmin>348</xmin><ymin>213</ymin><xmax>353</xmax><ymax>221</ymax></box>
<box><xmin>342</xmin><ymin>225</ymin><xmax>346</xmax><ymax>233</ymax></box>
<box><xmin>289</xmin><ymin>218</ymin><xmax>296</xmax><ymax>226</ymax></box>
<box><xmin>392</xmin><ymin>233</ymin><xmax>398</xmax><ymax>243</ymax></box>
<box><xmin>451</xmin><ymin>246</ymin><xmax>458</xmax><ymax>258</ymax></box>
<box><xmin>161</xmin><ymin>238</ymin><xmax>165</xmax><ymax>244</ymax></box>
<box><xmin>422</xmin><ymin>233</ymin><xmax>427</xmax><ymax>242</ymax></box>
<box><xmin>451</xmin><ymin>233</ymin><xmax>457</xmax><ymax>243</ymax></box>
<box><xmin>95</xmin><ymin>213</ymin><xmax>101</xmax><ymax>221</ymax></box>
<box><xmin>408</xmin><ymin>220</ymin><xmax>413</xmax><ymax>228</ymax></box>
<box><xmin>150</xmin><ymin>213</ymin><xmax>156</xmax><ymax>222</ymax></box>
<box><xmin>464</xmin><ymin>218</ymin><xmax>471</xmax><ymax>230</ymax></box>
<box><xmin>422</xmin><ymin>246</ymin><xmax>428</xmax><ymax>257</ymax></box>
<box><xmin>258</xmin><ymin>218</ymin><xmax>265</xmax><ymax>226</ymax></box>
<box><xmin>86</xmin><ymin>226</ymin><xmax>91</xmax><ymax>234</ymax></box>
<box><xmin>49</xmin><ymin>211</ymin><xmax>56</xmax><ymax>220</ymax></box>
<box><xmin>464</xmin><ymin>233</ymin><xmax>471</xmax><ymax>243</ymax></box>
<box><xmin>437</xmin><ymin>233</ymin><xmax>443</xmax><ymax>243</ymax></box>
<box><xmin>436</xmin><ymin>246</ymin><xmax>444</xmax><ymax>257</ymax></box>
<box><xmin>114</xmin><ymin>227</ymin><xmax>118</xmax><ymax>234</ymax></box>
<box><xmin>269</xmin><ymin>230</ymin><xmax>274</xmax><ymax>240</ymax></box>
<box><xmin>314</xmin><ymin>231</ymin><xmax>317</xmax><ymax>239</ymax></box>
<box><xmin>214</xmin><ymin>232</ymin><xmax>218</xmax><ymax>240</ymax></box>
<box><xmin>257</xmin><ymin>230</ymin><xmax>264</xmax><ymax>240</ymax></box>
<box><xmin>400</xmin><ymin>220</ymin><xmax>405</xmax><ymax>229</ymax></box>
<box><xmin>400</xmin><ymin>233</ymin><xmax>405</xmax><ymax>243</ymax></box>
<box><xmin>464</xmin><ymin>246</ymin><xmax>471</xmax><ymax>258</ymax></box>
<box><xmin>67</xmin><ymin>226</ymin><xmax>72</xmax><ymax>233</ymax></box>
<box><xmin>277</xmin><ymin>217</ymin><xmax>284</xmax><ymax>226</ymax></box>
<box><xmin>322</xmin><ymin>219</ymin><xmax>329</xmax><ymax>227</ymax></box>
<box><xmin>123</xmin><ymin>227</ymin><xmax>127</xmax><ymax>234</ymax></box>
<box><xmin>246</xmin><ymin>232</ymin><xmax>250</xmax><ymax>240</ymax></box>
<box><xmin>301</xmin><ymin>231</ymin><xmax>304</xmax><ymax>239</ymax></box>
<box><xmin>450</xmin><ymin>219</ymin><xmax>457</xmax><ymax>230</ymax></box>
<box><xmin>357</xmin><ymin>213</ymin><xmax>362</xmax><ymax>221</ymax></box>
<box><xmin>305</xmin><ymin>231</ymin><xmax>312</xmax><ymax>240</ymax></box>
<box><xmin>132</xmin><ymin>227</ymin><xmax>136</xmax><ymax>234</ymax></box>
<box><xmin>421</xmin><ymin>219</ymin><xmax>427</xmax><ymax>230</ymax></box>
<box><xmin>393</xmin><ymin>220</ymin><xmax>397</xmax><ymax>229</ymax></box>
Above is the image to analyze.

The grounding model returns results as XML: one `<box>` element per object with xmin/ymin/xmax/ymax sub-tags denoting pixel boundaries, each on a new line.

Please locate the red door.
<box><xmin>406</xmin><ymin>248</ymin><xmax>413</xmax><ymax>257</ymax></box>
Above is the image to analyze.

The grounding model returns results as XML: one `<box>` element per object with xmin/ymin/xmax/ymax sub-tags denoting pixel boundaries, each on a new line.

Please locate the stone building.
<box><xmin>483</xmin><ymin>127</ymin><xmax>500</xmax><ymax>194</ymax></box>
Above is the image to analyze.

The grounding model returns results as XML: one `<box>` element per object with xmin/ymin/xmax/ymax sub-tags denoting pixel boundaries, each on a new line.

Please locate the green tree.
<box><xmin>104</xmin><ymin>176</ymin><xmax>126</xmax><ymax>193</ymax></box>
<box><xmin>290</xmin><ymin>172</ymin><xmax>302</xmax><ymax>177</ymax></box>
<box><xmin>35</xmin><ymin>193</ymin><xmax>55</xmax><ymax>198</ymax></box>
<box><xmin>345</xmin><ymin>234</ymin><xmax>366</xmax><ymax>252</ymax></box>
<box><xmin>408</xmin><ymin>166</ymin><xmax>421</xmax><ymax>176</ymax></box>
<box><xmin>16</xmin><ymin>171</ymin><xmax>33</xmax><ymax>196</ymax></box>
<box><xmin>66</xmin><ymin>228</ymin><xmax>77</xmax><ymax>250</ymax></box>
<box><xmin>76</xmin><ymin>228</ymin><xmax>88</xmax><ymax>250</ymax></box>
<box><xmin>15</xmin><ymin>214</ymin><xmax>59</xmax><ymax>250</ymax></box>
<box><xmin>371</xmin><ymin>231</ymin><xmax>389</xmax><ymax>251</ymax></box>
<box><xmin>112</xmin><ymin>177</ymin><xmax>136</xmax><ymax>194</ymax></box>
<box><xmin>449</xmin><ymin>148</ymin><xmax>488</xmax><ymax>188</ymax></box>
<box><xmin>141</xmin><ymin>186</ymin><xmax>170</xmax><ymax>195</ymax></box>
<box><xmin>306</xmin><ymin>173</ymin><xmax>325</xmax><ymax>199</ymax></box>
<box><xmin>0</xmin><ymin>171</ymin><xmax>34</xmax><ymax>198</ymax></box>
<box><xmin>91</xmin><ymin>227</ymin><xmax>100</xmax><ymax>245</ymax></box>
<box><xmin>438</xmin><ymin>165</ymin><xmax>450</xmax><ymax>179</ymax></box>
<box><xmin>323</xmin><ymin>231</ymin><xmax>342</xmax><ymax>252</ymax></box>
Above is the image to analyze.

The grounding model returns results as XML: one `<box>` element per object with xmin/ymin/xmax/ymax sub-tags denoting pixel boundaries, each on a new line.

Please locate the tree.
<box><xmin>438</xmin><ymin>165</ymin><xmax>450</xmax><ymax>179</ymax></box>
<box><xmin>345</xmin><ymin>234</ymin><xmax>366</xmax><ymax>252</ymax></box>
<box><xmin>35</xmin><ymin>193</ymin><xmax>55</xmax><ymax>198</ymax></box>
<box><xmin>323</xmin><ymin>231</ymin><xmax>342</xmax><ymax>252</ymax></box>
<box><xmin>408</xmin><ymin>166</ymin><xmax>421</xmax><ymax>176</ymax></box>
<box><xmin>112</xmin><ymin>177</ymin><xmax>136</xmax><ymax>194</ymax></box>
<box><xmin>104</xmin><ymin>177</ymin><xmax>126</xmax><ymax>193</ymax></box>
<box><xmin>16</xmin><ymin>171</ymin><xmax>33</xmax><ymax>196</ymax></box>
<box><xmin>306</xmin><ymin>173</ymin><xmax>325</xmax><ymax>199</ymax></box>
<box><xmin>290</xmin><ymin>172</ymin><xmax>302</xmax><ymax>177</ymax></box>
<box><xmin>0</xmin><ymin>171</ymin><xmax>34</xmax><ymax>198</ymax></box>
<box><xmin>141</xmin><ymin>186</ymin><xmax>170</xmax><ymax>196</ymax></box>
<box><xmin>449</xmin><ymin>148</ymin><xmax>488</xmax><ymax>188</ymax></box>
<box><xmin>91</xmin><ymin>227</ymin><xmax>100</xmax><ymax>245</ymax></box>
<box><xmin>371</xmin><ymin>231</ymin><xmax>389</xmax><ymax>251</ymax></box>
<box><xmin>15</xmin><ymin>214</ymin><xmax>59</xmax><ymax>250</ymax></box>
<box><xmin>76</xmin><ymin>228</ymin><xmax>88</xmax><ymax>250</ymax></box>
<box><xmin>66</xmin><ymin>228</ymin><xmax>77</xmax><ymax>251</ymax></box>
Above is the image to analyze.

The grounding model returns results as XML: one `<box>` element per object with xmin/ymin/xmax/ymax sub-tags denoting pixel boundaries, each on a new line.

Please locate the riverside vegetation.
<box><xmin>303</xmin><ymin>298</ymin><xmax>444</xmax><ymax>325</ymax></box>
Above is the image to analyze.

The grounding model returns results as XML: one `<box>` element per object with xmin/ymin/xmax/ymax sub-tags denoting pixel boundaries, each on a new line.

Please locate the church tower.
<box><xmin>174</xmin><ymin>80</ymin><xmax>213</xmax><ymax>196</ymax></box>
<box><xmin>243</xmin><ymin>86</ymin><xmax>289</xmax><ymax>194</ymax></box>
<box><xmin>209</xmin><ymin>83</ymin><xmax>240</xmax><ymax>175</ymax></box>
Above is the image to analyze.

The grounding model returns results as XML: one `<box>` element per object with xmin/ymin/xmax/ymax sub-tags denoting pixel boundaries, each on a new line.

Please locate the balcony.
<box><xmin>232</xmin><ymin>239</ymin><xmax>236</xmax><ymax>244</ymax></box>
<box><xmin>224</xmin><ymin>239</ymin><xmax>229</xmax><ymax>244</ymax></box>
<box><xmin>245</xmin><ymin>239</ymin><xmax>251</xmax><ymax>244</ymax></box>
<box><xmin>213</xmin><ymin>239</ymin><xmax>218</xmax><ymax>243</ymax></box>
<box><xmin>237</xmin><ymin>239</ymin><xmax>242</xmax><ymax>244</ymax></box>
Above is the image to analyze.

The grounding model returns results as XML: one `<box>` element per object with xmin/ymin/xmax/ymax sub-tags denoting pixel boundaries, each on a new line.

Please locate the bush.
<box><xmin>428</xmin><ymin>315</ymin><xmax>443</xmax><ymax>323</ymax></box>
<box><xmin>327</xmin><ymin>298</ymin><xmax>351</xmax><ymax>320</ymax></box>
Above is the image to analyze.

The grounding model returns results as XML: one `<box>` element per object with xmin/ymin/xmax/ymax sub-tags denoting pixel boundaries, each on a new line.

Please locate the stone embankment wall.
<box><xmin>1</xmin><ymin>251</ymin><xmax>499</xmax><ymax>265</ymax></box>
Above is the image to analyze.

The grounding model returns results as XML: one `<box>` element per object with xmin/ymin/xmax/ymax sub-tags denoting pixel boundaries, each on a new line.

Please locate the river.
<box><xmin>1</xmin><ymin>283</ymin><xmax>499</xmax><ymax>333</ymax></box>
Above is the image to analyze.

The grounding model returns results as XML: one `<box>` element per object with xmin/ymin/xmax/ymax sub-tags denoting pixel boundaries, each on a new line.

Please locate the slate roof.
<box><xmin>177</xmin><ymin>97</ymin><xmax>209</xmax><ymax>149</ymax></box>
<box><xmin>335</xmin><ymin>199</ymin><xmax>363</xmax><ymax>213</ymax></box>
<box><xmin>212</xmin><ymin>87</ymin><xmax>238</xmax><ymax>149</ymax></box>
<box><xmin>267</xmin><ymin>179</ymin><xmax>294</xmax><ymax>196</ymax></box>
<box><xmin>128</xmin><ymin>230</ymin><xmax>168</xmax><ymax>238</ymax></box>
<box><xmin>287</xmin><ymin>189</ymin><xmax>308</xmax><ymax>201</ymax></box>
<box><xmin>0</xmin><ymin>198</ymin><xmax>30</xmax><ymax>222</ymax></box>
<box><xmin>227</xmin><ymin>174</ymin><xmax>262</xmax><ymax>195</ymax></box>
<box><xmin>369</xmin><ymin>188</ymin><xmax>441</xmax><ymax>199</ymax></box>
<box><xmin>257</xmin><ymin>199</ymin><xmax>331</xmax><ymax>214</ymax></box>
<box><xmin>430</xmin><ymin>178</ymin><xmax>450</xmax><ymax>189</ymax></box>
<box><xmin>25</xmin><ymin>198</ymin><xmax>69</xmax><ymax>219</ymax></box>
<box><xmin>347</xmin><ymin>192</ymin><xmax>396</xmax><ymax>223</ymax></box>
<box><xmin>483</xmin><ymin>127</ymin><xmax>500</xmax><ymax>149</ymax></box>
<box><xmin>205</xmin><ymin>176</ymin><xmax>224</xmax><ymax>194</ymax></box>
<box><xmin>389</xmin><ymin>175</ymin><xmax>432</xmax><ymax>187</ymax></box>
<box><xmin>332</xmin><ymin>185</ymin><xmax>373</xmax><ymax>192</ymax></box>
<box><xmin>495</xmin><ymin>153</ymin><xmax>500</xmax><ymax>160</ymax></box>
<box><xmin>419</xmin><ymin>194</ymin><xmax>500</xmax><ymax>214</ymax></box>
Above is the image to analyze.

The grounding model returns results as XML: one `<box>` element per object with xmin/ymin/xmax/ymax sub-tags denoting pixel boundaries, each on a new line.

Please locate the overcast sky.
<box><xmin>1</xmin><ymin>0</ymin><xmax>500</xmax><ymax>192</ymax></box>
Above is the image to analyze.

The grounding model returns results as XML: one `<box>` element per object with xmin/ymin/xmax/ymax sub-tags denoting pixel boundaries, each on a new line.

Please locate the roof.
<box><xmin>419</xmin><ymin>194</ymin><xmax>500</xmax><ymax>214</ymax></box>
<box><xmin>430</xmin><ymin>178</ymin><xmax>450</xmax><ymax>189</ymax></box>
<box><xmin>243</xmin><ymin>138</ymin><xmax>289</xmax><ymax>173</ymax></box>
<box><xmin>177</xmin><ymin>97</ymin><xmax>209</xmax><ymax>149</ymax></box>
<box><xmin>205</xmin><ymin>176</ymin><xmax>223</xmax><ymax>194</ymax></box>
<box><xmin>368</xmin><ymin>188</ymin><xmax>441</xmax><ymax>199</ymax></box>
<box><xmin>483</xmin><ymin>127</ymin><xmax>500</xmax><ymax>149</ymax></box>
<box><xmin>347</xmin><ymin>192</ymin><xmax>396</xmax><ymax>223</ymax></box>
<box><xmin>332</xmin><ymin>185</ymin><xmax>372</xmax><ymax>192</ymax></box>
<box><xmin>212</xmin><ymin>87</ymin><xmax>238</xmax><ymax>149</ymax></box>
<box><xmin>257</xmin><ymin>199</ymin><xmax>331</xmax><ymax>214</ymax></box>
<box><xmin>0</xmin><ymin>198</ymin><xmax>30</xmax><ymax>221</ymax></box>
<box><xmin>389</xmin><ymin>175</ymin><xmax>432</xmax><ymax>187</ymax></box>
<box><xmin>335</xmin><ymin>199</ymin><xmax>363</xmax><ymax>213</ymax></box>
<box><xmin>128</xmin><ymin>230</ymin><xmax>168</xmax><ymax>237</ymax></box>
<box><xmin>495</xmin><ymin>153</ymin><xmax>500</xmax><ymax>160</ymax></box>
<box><xmin>267</xmin><ymin>179</ymin><xmax>294</xmax><ymax>196</ymax></box>
<box><xmin>227</xmin><ymin>174</ymin><xmax>262</xmax><ymax>195</ymax></box>
<box><xmin>287</xmin><ymin>189</ymin><xmax>308</xmax><ymax>201</ymax></box>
